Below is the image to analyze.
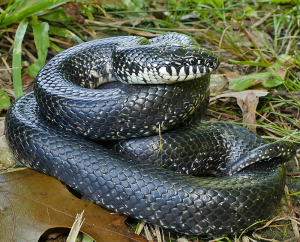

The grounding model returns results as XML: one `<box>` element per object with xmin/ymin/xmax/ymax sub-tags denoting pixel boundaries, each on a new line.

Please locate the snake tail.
<box><xmin>111</xmin><ymin>122</ymin><xmax>296</xmax><ymax>177</ymax></box>
<box><xmin>227</xmin><ymin>140</ymin><xmax>296</xmax><ymax>176</ymax></box>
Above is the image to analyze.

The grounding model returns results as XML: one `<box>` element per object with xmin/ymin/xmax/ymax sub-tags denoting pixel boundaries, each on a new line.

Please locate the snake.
<box><xmin>5</xmin><ymin>33</ymin><xmax>296</xmax><ymax>236</ymax></box>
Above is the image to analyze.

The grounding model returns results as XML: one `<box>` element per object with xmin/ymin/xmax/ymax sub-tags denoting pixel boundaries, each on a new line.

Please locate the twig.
<box><xmin>66</xmin><ymin>210</ymin><xmax>85</xmax><ymax>242</ymax></box>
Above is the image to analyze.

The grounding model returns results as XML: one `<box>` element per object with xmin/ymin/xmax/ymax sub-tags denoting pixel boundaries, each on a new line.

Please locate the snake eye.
<box><xmin>189</xmin><ymin>59</ymin><xmax>197</xmax><ymax>65</ymax></box>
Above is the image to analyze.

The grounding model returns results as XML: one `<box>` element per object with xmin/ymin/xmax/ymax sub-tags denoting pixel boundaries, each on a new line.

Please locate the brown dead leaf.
<box><xmin>240</xmin><ymin>30</ymin><xmax>272</xmax><ymax>48</ymax></box>
<box><xmin>236</xmin><ymin>92</ymin><xmax>259</xmax><ymax>132</ymax></box>
<box><xmin>0</xmin><ymin>68</ymin><xmax>34</xmax><ymax>99</ymax></box>
<box><xmin>0</xmin><ymin>66</ymin><xmax>12</xmax><ymax>84</ymax></box>
<box><xmin>62</xmin><ymin>2</ymin><xmax>85</xmax><ymax>24</ymax></box>
<box><xmin>275</xmin><ymin>68</ymin><xmax>287</xmax><ymax>80</ymax></box>
<box><xmin>210</xmin><ymin>90</ymin><xmax>269</xmax><ymax>132</ymax></box>
<box><xmin>210</xmin><ymin>74</ymin><xmax>227</xmax><ymax>94</ymax></box>
<box><xmin>0</xmin><ymin>168</ymin><xmax>146</xmax><ymax>242</ymax></box>
<box><xmin>273</xmin><ymin>55</ymin><xmax>296</xmax><ymax>80</ymax></box>
<box><xmin>0</xmin><ymin>135</ymin><xmax>17</xmax><ymax>169</ymax></box>
<box><xmin>220</xmin><ymin>67</ymin><xmax>240</xmax><ymax>81</ymax></box>
<box><xmin>0</xmin><ymin>118</ymin><xmax>4</xmax><ymax>136</ymax></box>
<box><xmin>210</xmin><ymin>89</ymin><xmax>269</xmax><ymax>102</ymax></box>
<box><xmin>21</xmin><ymin>71</ymin><xmax>35</xmax><ymax>95</ymax></box>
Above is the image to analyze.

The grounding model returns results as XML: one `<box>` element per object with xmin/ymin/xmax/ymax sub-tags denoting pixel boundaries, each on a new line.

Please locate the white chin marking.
<box><xmin>171</xmin><ymin>66</ymin><xmax>176</xmax><ymax>75</ymax></box>
<box><xmin>178</xmin><ymin>68</ymin><xmax>185</xmax><ymax>76</ymax></box>
<box><xmin>189</xmin><ymin>66</ymin><xmax>193</xmax><ymax>74</ymax></box>
<box><xmin>159</xmin><ymin>67</ymin><xmax>168</xmax><ymax>75</ymax></box>
<box><xmin>169</xmin><ymin>76</ymin><xmax>179</xmax><ymax>82</ymax></box>
<box><xmin>130</xmin><ymin>65</ymin><xmax>210</xmax><ymax>84</ymax></box>
<box><xmin>162</xmin><ymin>74</ymin><xmax>171</xmax><ymax>80</ymax></box>
<box><xmin>177</xmin><ymin>76</ymin><xmax>186</xmax><ymax>82</ymax></box>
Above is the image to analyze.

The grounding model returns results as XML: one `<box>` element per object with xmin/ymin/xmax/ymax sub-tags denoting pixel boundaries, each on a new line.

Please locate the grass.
<box><xmin>12</xmin><ymin>18</ymin><xmax>28</xmax><ymax>99</ymax></box>
<box><xmin>0</xmin><ymin>0</ymin><xmax>300</xmax><ymax>241</ymax></box>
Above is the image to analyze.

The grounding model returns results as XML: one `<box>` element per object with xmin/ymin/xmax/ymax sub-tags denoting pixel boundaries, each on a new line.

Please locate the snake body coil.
<box><xmin>5</xmin><ymin>33</ymin><xmax>296</xmax><ymax>236</ymax></box>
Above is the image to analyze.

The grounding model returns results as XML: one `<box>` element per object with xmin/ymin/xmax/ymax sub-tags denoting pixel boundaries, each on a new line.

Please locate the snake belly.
<box><xmin>4</xmin><ymin>33</ymin><xmax>296</xmax><ymax>236</ymax></box>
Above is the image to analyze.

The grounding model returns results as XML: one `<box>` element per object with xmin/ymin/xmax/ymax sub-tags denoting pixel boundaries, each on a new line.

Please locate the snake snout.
<box><xmin>155</xmin><ymin>44</ymin><xmax>220</xmax><ymax>82</ymax></box>
<box><xmin>208</xmin><ymin>53</ymin><xmax>220</xmax><ymax>70</ymax></box>
<box><xmin>195</xmin><ymin>49</ymin><xmax>220</xmax><ymax>72</ymax></box>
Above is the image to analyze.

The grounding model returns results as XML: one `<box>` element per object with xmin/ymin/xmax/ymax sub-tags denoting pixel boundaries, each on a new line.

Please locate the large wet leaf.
<box><xmin>0</xmin><ymin>168</ymin><xmax>146</xmax><ymax>242</ymax></box>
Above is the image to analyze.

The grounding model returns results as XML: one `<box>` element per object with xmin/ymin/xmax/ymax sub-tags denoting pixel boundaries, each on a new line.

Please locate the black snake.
<box><xmin>5</xmin><ymin>33</ymin><xmax>296</xmax><ymax>236</ymax></box>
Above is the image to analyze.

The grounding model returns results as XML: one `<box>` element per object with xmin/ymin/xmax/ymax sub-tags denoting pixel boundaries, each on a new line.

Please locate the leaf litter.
<box><xmin>0</xmin><ymin>168</ymin><xmax>146</xmax><ymax>242</ymax></box>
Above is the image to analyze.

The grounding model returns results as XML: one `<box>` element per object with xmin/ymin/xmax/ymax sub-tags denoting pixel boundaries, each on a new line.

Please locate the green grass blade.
<box><xmin>40</xmin><ymin>8</ymin><xmax>74</xmax><ymax>22</ymax></box>
<box><xmin>12</xmin><ymin>18</ymin><xmax>29</xmax><ymax>99</ymax></box>
<box><xmin>62</xmin><ymin>22</ymin><xmax>85</xmax><ymax>40</ymax></box>
<box><xmin>49</xmin><ymin>26</ymin><xmax>84</xmax><ymax>44</ymax></box>
<box><xmin>0</xmin><ymin>0</ymin><xmax>13</xmax><ymax>23</ymax></box>
<box><xmin>134</xmin><ymin>220</ymin><xmax>141</xmax><ymax>234</ymax></box>
<box><xmin>49</xmin><ymin>40</ymin><xmax>63</xmax><ymax>53</ymax></box>
<box><xmin>27</xmin><ymin>16</ymin><xmax>50</xmax><ymax>77</ymax></box>
<box><xmin>284</xmin><ymin>190</ymin><xmax>300</xmax><ymax>196</ymax></box>
<box><xmin>238</xmin><ymin>220</ymin><xmax>265</xmax><ymax>240</ymax></box>
<box><xmin>229</xmin><ymin>60</ymin><xmax>270</xmax><ymax>67</ymax></box>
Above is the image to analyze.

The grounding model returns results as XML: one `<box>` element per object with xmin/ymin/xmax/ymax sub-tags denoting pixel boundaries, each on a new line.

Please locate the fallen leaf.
<box><xmin>21</xmin><ymin>71</ymin><xmax>35</xmax><ymax>94</ymax></box>
<box><xmin>239</xmin><ymin>30</ymin><xmax>272</xmax><ymax>48</ymax></box>
<box><xmin>244</xmin><ymin>6</ymin><xmax>258</xmax><ymax>18</ymax></box>
<box><xmin>210</xmin><ymin>90</ymin><xmax>269</xmax><ymax>132</ymax></box>
<box><xmin>229</xmin><ymin>72</ymin><xmax>283</xmax><ymax>91</ymax></box>
<box><xmin>0</xmin><ymin>118</ymin><xmax>4</xmax><ymax>136</ymax></box>
<box><xmin>229</xmin><ymin>54</ymin><xmax>298</xmax><ymax>91</ymax></box>
<box><xmin>0</xmin><ymin>135</ymin><xmax>17</xmax><ymax>169</ymax></box>
<box><xmin>210</xmin><ymin>74</ymin><xmax>227</xmax><ymax>94</ymax></box>
<box><xmin>210</xmin><ymin>90</ymin><xmax>269</xmax><ymax>102</ymax></box>
<box><xmin>179</xmin><ymin>13</ymin><xmax>201</xmax><ymax>20</ymax></box>
<box><xmin>237</xmin><ymin>92</ymin><xmax>259</xmax><ymax>132</ymax></box>
<box><xmin>273</xmin><ymin>54</ymin><xmax>297</xmax><ymax>80</ymax></box>
<box><xmin>62</xmin><ymin>2</ymin><xmax>85</xmax><ymax>24</ymax></box>
<box><xmin>0</xmin><ymin>66</ymin><xmax>12</xmax><ymax>83</ymax></box>
<box><xmin>0</xmin><ymin>168</ymin><xmax>146</xmax><ymax>242</ymax></box>
<box><xmin>0</xmin><ymin>88</ymin><xmax>11</xmax><ymax>111</ymax></box>
<box><xmin>221</xmin><ymin>68</ymin><xmax>240</xmax><ymax>81</ymax></box>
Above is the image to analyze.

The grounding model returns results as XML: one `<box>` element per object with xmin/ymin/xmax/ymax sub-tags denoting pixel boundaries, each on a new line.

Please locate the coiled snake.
<box><xmin>5</xmin><ymin>33</ymin><xmax>296</xmax><ymax>236</ymax></box>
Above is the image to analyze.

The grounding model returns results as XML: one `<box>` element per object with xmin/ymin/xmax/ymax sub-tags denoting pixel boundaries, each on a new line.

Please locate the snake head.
<box><xmin>153</xmin><ymin>43</ymin><xmax>220</xmax><ymax>83</ymax></box>
<box><xmin>112</xmin><ymin>41</ymin><xmax>220</xmax><ymax>84</ymax></box>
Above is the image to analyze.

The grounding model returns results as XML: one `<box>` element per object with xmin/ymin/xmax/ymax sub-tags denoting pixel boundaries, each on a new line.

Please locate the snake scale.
<box><xmin>5</xmin><ymin>33</ymin><xmax>296</xmax><ymax>236</ymax></box>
